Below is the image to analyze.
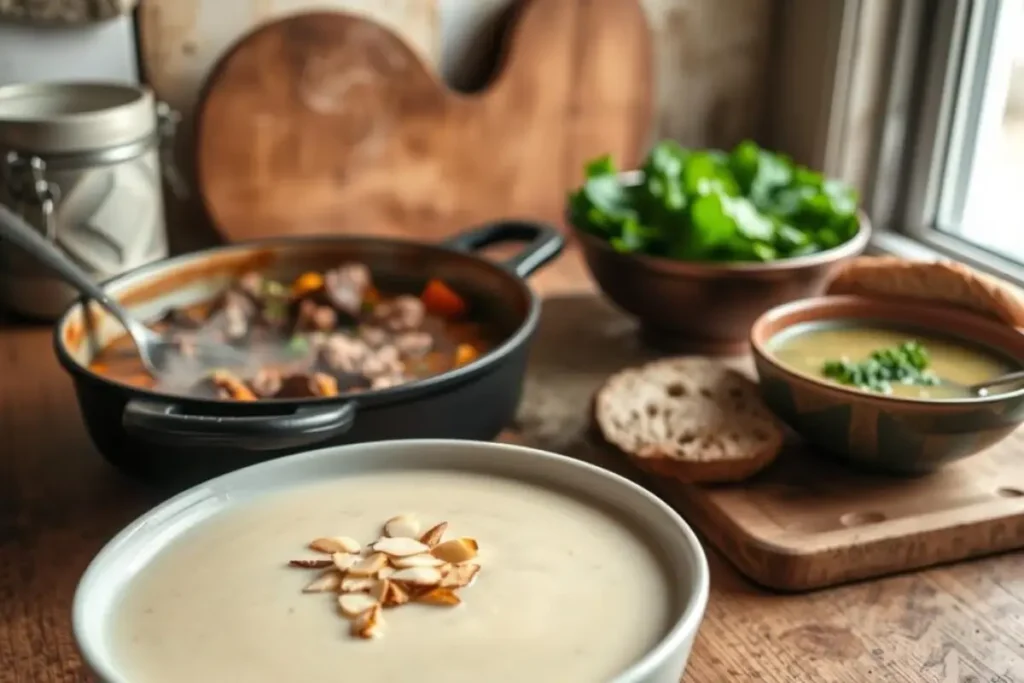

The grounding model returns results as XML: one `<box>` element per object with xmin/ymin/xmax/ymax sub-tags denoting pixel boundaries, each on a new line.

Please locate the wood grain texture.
<box><xmin>657</xmin><ymin>437</ymin><xmax>1024</xmax><ymax>591</ymax></box>
<box><xmin>193</xmin><ymin>0</ymin><xmax>652</xmax><ymax>242</ymax></box>
<box><xmin>138</xmin><ymin>0</ymin><xmax>775</xmax><ymax>142</ymax></box>
<box><xmin>137</xmin><ymin>0</ymin><xmax>439</xmax><ymax>115</ymax></box>
<box><xmin>138</xmin><ymin>0</ymin><xmax>774</xmax><ymax>252</ymax></box>
<box><xmin>2</xmin><ymin>250</ymin><xmax>1023</xmax><ymax>682</ymax></box>
<box><xmin>643</xmin><ymin>0</ymin><xmax>775</xmax><ymax>147</ymax></box>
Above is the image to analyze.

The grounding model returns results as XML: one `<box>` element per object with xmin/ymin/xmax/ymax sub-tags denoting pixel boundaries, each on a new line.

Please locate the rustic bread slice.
<box><xmin>595</xmin><ymin>358</ymin><xmax>783</xmax><ymax>484</ymax></box>
<box><xmin>825</xmin><ymin>256</ymin><xmax>1024</xmax><ymax>327</ymax></box>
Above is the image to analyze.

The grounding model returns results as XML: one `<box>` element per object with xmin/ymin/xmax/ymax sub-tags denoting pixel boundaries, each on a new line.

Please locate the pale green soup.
<box><xmin>770</xmin><ymin>322</ymin><xmax>1017</xmax><ymax>400</ymax></box>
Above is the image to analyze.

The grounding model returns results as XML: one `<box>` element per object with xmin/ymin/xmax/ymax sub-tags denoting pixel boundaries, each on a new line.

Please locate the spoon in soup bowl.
<box><xmin>963</xmin><ymin>369</ymin><xmax>1024</xmax><ymax>397</ymax></box>
<box><xmin>0</xmin><ymin>204</ymin><xmax>248</xmax><ymax>377</ymax></box>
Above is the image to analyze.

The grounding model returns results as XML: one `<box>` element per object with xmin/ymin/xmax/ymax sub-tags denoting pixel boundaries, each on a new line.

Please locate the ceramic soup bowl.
<box><xmin>73</xmin><ymin>440</ymin><xmax>709</xmax><ymax>683</ymax></box>
<box><xmin>750</xmin><ymin>296</ymin><xmax>1024</xmax><ymax>474</ymax></box>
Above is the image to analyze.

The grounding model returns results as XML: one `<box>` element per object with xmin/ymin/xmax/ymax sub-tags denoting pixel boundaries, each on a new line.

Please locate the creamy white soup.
<box><xmin>110</xmin><ymin>470</ymin><xmax>676</xmax><ymax>683</ymax></box>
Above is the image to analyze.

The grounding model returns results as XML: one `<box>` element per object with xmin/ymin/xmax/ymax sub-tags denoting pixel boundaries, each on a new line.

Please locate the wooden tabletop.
<box><xmin>1</xmin><ymin>247</ymin><xmax>1022</xmax><ymax>683</ymax></box>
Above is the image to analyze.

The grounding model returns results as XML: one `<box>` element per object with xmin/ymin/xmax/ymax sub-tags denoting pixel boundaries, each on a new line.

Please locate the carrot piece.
<box><xmin>310</xmin><ymin>372</ymin><xmax>339</xmax><ymax>397</ymax></box>
<box><xmin>363</xmin><ymin>286</ymin><xmax>381</xmax><ymax>307</ymax></box>
<box><xmin>291</xmin><ymin>271</ymin><xmax>324</xmax><ymax>298</ymax></box>
<box><xmin>122</xmin><ymin>373</ymin><xmax>157</xmax><ymax>389</ymax></box>
<box><xmin>211</xmin><ymin>370</ymin><xmax>257</xmax><ymax>401</ymax></box>
<box><xmin>421</xmin><ymin>279</ymin><xmax>467</xmax><ymax>318</ymax></box>
<box><xmin>454</xmin><ymin>343</ymin><xmax>479</xmax><ymax>367</ymax></box>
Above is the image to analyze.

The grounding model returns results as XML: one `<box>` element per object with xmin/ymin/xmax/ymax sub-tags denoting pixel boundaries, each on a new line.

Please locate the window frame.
<box><xmin>895</xmin><ymin>0</ymin><xmax>1024</xmax><ymax>280</ymax></box>
<box><xmin>770</xmin><ymin>0</ymin><xmax>1024</xmax><ymax>286</ymax></box>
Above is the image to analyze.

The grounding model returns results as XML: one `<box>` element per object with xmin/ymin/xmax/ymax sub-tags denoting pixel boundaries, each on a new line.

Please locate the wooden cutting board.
<box><xmin>649</xmin><ymin>436</ymin><xmax>1024</xmax><ymax>592</ymax></box>
<box><xmin>194</xmin><ymin>0</ymin><xmax>653</xmax><ymax>243</ymax></box>
<box><xmin>513</xmin><ymin>291</ymin><xmax>1024</xmax><ymax>592</ymax></box>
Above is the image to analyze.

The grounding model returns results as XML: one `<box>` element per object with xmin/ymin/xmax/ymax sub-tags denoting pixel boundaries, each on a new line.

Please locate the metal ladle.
<box><xmin>0</xmin><ymin>203</ymin><xmax>247</xmax><ymax>376</ymax></box>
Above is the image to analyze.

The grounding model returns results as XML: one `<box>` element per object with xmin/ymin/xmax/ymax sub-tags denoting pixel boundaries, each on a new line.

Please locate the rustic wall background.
<box><xmin>135</xmin><ymin>0</ymin><xmax>776</xmax><ymax>249</ymax></box>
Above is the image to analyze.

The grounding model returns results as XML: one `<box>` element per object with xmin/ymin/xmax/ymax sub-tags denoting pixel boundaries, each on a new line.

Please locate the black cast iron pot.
<box><xmin>54</xmin><ymin>221</ymin><xmax>564</xmax><ymax>488</ymax></box>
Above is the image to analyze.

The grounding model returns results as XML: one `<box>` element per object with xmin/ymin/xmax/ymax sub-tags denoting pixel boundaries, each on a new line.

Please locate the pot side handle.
<box><xmin>442</xmin><ymin>220</ymin><xmax>565</xmax><ymax>279</ymax></box>
<box><xmin>122</xmin><ymin>399</ymin><xmax>357</xmax><ymax>452</ymax></box>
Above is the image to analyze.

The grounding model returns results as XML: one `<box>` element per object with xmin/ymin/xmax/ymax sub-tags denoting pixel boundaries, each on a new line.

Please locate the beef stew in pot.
<box><xmin>88</xmin><ymin>263</ymin><xmax>492</xmax><ymax>400</ymax></box>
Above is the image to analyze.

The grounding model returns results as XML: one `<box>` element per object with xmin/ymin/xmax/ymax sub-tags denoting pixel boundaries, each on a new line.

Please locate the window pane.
<box><xmin>940</xmin><ymin>0</ymin><xmax>1024</xmax><ymax>260</ymax></box>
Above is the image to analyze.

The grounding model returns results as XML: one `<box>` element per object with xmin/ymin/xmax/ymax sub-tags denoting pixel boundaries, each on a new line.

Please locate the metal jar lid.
<box><xmin>0</xmin><ymin>82</ymin><xmax>156</xmax><ymax>154</ymax></box>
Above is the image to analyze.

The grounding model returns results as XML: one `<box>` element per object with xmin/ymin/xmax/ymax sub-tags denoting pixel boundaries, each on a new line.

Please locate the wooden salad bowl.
<box><xmin>568</xmin><ymin>213</ymin><xmax>871</xmax><ymax>354</ymax></box>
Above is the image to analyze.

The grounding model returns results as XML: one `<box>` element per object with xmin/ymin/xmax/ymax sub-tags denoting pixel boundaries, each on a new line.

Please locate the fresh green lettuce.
<box><xmin>568</xmin><ymin>140</ymin><xmax>861</xmax><ymax>262</ymax></box>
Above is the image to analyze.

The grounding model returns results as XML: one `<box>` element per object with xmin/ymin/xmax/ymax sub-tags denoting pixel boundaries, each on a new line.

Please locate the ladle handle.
<box><xmin>0</xmin><ymin>203</ymin><xmax>136</xmax><ymax>327</ymax></box>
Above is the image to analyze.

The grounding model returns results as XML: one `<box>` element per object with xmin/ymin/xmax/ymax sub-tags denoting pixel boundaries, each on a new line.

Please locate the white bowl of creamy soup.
<box><xmin>751</xmin><ymin>296</ymin><xmax>1024</xmax><ymax>473</ymax></box>
<box><xmin>73</xmin><ymin>440</ymin><xmax>709</xmax><ymax>683</ymax></box>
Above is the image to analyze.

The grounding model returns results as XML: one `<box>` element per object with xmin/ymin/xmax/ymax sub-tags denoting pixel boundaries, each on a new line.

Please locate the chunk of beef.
<box><xmin>222</xmin><ymin>290</ymin><xmax>256</xmax><ymax>342</ymax></box>
<box><xmin>371</xmin><ymin>374</ymin><xmax>405</xmax><ymax>390</ymax></box>
<box><xmin>311</xmin><ymin>305</ymin><xmax>338</xmax><ymax>332</ymax></box>
<box><xmin>318</xmin><ymin>334</ymin><xmax>371</xmax><ymax>374</ymax></box>
<box><xmin>171</xmin><ymin>333</ymin><xmax>197</xmax><ymax>359</ymax></box>
<box><xmin>294</xmin><ymin>299</ymin><xmax>318</xmax><ymax>331</ymax></box>
<box><xmin>272</xmin><ymin>372</ymin><xmax>340</xmax><ymax>398</ymax></box>
<box><xmin>294</xmin><ymin>298</ymin><xmax>337</xmax><ymax>333</ymax></box>
<box><xmin>358</xmin><ymin>325</ymin><xmax>388</xmax><ymax>348</ymax></box>
<box><xmin>276</xmin><ymin>373</ymin><xmax>317</xmax><ymax>399</ymax></box>
<box><xmin>251</xmin><ymin>368</ymin><xmax>283</xmax><ymax>397</ymax></box>
<box><xmin>238</xmin><ymin>271</ymin><xmax>264</xmax><ymax>300</ymax></box>
<box><xmin>161</xmin><ymin>306</ymin><xmax>205</xmax><ymax>329</ymax></box>
<box><xmin>374</xmin><ymin>295</ymin><xmax>425</xmax><ymax>332</ymax></box>
<box><xmin>394</xmin><ymin>331</ymin><xmax>433</xmax><ymax>357</ymax></box>
<box><xmin>360</xmin><ymin>343</ymin><xmax>404</xmax><ymax>378</ymax></box>
<box><xmin>324</xmin><ymin>263</ymin><xmax>371</xmax><ymax>317</ymax></box>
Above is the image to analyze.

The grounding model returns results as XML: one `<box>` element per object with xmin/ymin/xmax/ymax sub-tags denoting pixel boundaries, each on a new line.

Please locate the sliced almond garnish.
<box><xmin>371</xmin><ymin>578</ymin><xmax>411</xmax><ymax>608</ymax></box>
<box><xmin>332</xmin><ymin>552</ymin><xmax>358</xmax><ymax>572</ymax></box>
<box><xmin>348</xmin><ymin>552</ymin><xmax>388</xmax><ymax>577</ymax></box>
<box><xmin>338</xmin><ymin>592</ymin><xmax>380</xmax><ymax>618</ymax></box>
<box><xmin>288</xmin><ymin>558</ymin><xmax>333</xmax><ymax>569</ymax></box>
<box><xmin>416</xmin><ymin>587</ymin><xmax>462</xmax><ymax>606</ymax></box>
<box><xmin>389</xmin><ymin>566</ymin><xmax>443</xmax><ymax>587</ymax></box>
<box><xmin>372</xmin><ymin>537</ymin><xmax>430</xmax><ymax>557</ymax></box>
<box><xmin>383</xmin><ymin>514</ymin><xmax>421</xmax><ymax>539</ymax></box>
<box><xmin>419</xmin><ymin>522</ymin><xmax>448</xmax><ymax>547</ymax></box>
<box><xmin>351</xmin><ymin>603</ymin><xmax>384</xmax><ymax>639</ymax></box>
<box><xmin>303</xmin><ymin>570</ymin><xmax>342</xmax><ymax>593</ymax></box>
<box><xmin>430</xmin><ymin>538</ymin><xmax>478</xmax><ymax>564</ymax></box>
<box><xmin>309</xmin><ymin>536</ymin><xmax>361</xmax><ymax>554</ymax></box>
<box><xmin>292</xmin><ymin>515</ymin><xmax>480</xmax><ymax>641</ymax></box>
<box><xmin>340</xmin><ymin>577</ymin><xmax>376</xmax><ymax>593</ymax></box>
<box><xmin>440</xmin><ymin>562</ymin><xmax>480</xmax><ymax>589</ymax></box>
<box><xmin>392</xmin><ymin>554</ymin><xmax>445</xmax><ymax>569</ymax></box>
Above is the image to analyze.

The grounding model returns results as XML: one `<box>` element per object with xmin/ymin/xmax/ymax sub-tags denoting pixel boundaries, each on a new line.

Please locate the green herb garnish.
<box><xmin>568</xmin><ymin>140</ymin><xmax>860</xmax><ymax>262</ymax></box>
<box><xmin>822</xmin><ymin>341</ymin><xmax>940</xmax><ymax>394</ymax></box>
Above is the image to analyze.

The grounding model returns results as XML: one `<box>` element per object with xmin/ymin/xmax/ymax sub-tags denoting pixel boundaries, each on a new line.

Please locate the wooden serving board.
<box><xmin>193</xmin><ymin>0</ymin><xmax>653</xmax><ymax>243</ymax></box>
<box><xmin>512</xmin><ymin>288</ymin><xmax>1024</xmax><ymax>592</ymax></box>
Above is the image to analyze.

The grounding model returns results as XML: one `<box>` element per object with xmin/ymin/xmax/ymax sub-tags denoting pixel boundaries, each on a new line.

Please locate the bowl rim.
<box><xmin>71</xmin><ymin>439</ymin><xmax>710</xmax><ymax>683</ymax></box>
<box><xmin>750</xmin><ymin>294</ymin><xmax>1024</xmax><ymax>406</ymax></box>
<box><xmin>565</xmin><ymin>169</ymin><xmax>872</xmax><ymax>276</ymax></box>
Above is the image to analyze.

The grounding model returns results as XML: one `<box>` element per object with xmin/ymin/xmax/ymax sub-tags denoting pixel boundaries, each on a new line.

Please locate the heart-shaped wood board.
<box><xmin>195</xmin><ymin>0</ymin><xmax>652</xmax><ymax>242</ymax></box>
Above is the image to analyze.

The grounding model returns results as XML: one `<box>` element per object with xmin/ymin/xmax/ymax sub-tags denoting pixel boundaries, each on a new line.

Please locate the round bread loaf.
<box><xmin>825</xmin><ymin>256</ymin><xmax>1024</xmax><ymax>327</ymax></box>
<box><xmin>594</xmin><ymin>357</ymin><xmax>783</xmax><ymax>483</ymax></box>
